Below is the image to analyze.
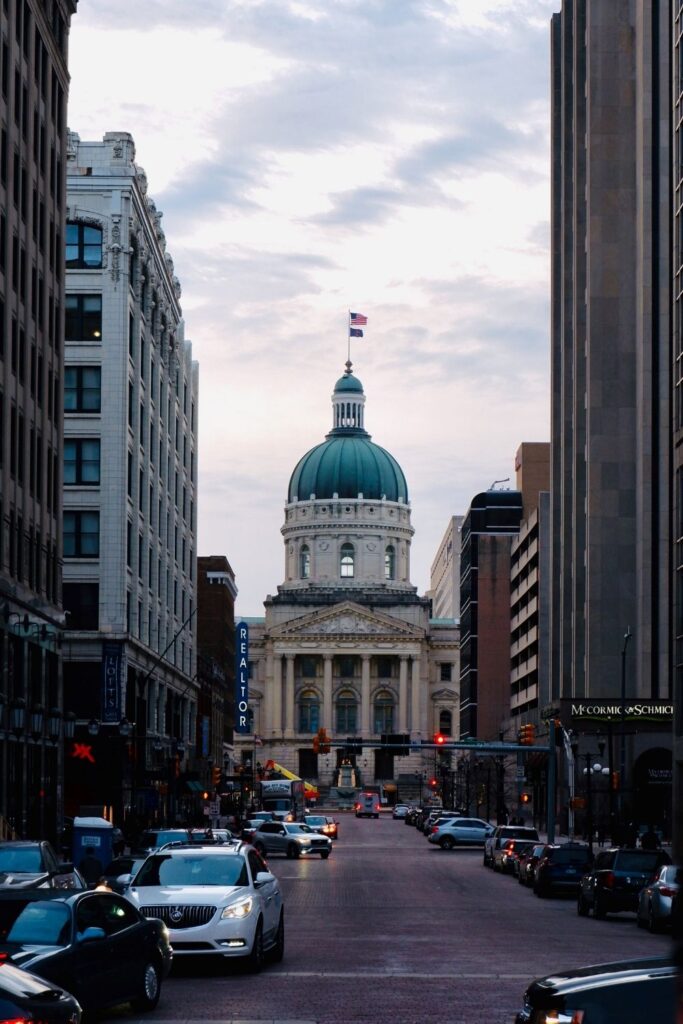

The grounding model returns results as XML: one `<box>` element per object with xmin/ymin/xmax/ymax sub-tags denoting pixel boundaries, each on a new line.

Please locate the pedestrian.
<box><xmin>78</xmin><ymin>846</ymin><xmax>104</xmax><ymax>885</ymax></box>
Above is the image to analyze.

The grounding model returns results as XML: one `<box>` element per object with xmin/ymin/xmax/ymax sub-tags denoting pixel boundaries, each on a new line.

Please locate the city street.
<box><xmin>114</xmin><ymin>815</ymin><xmax>671</xmax><ymax>1024</ymax></box>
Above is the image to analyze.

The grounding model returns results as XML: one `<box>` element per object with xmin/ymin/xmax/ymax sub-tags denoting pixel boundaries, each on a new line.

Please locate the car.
<box><xmin>101</xmin><ymin>856</ymin><xmax>146</xmax><ymax>894</ymax></box>
<box><xmin>355</xmin><ymin>793</ymin><xmax>380</xmax><ymax>818</ymax></box>
<box><xmin>427</xmin><ymin>817</ymin><xmax>494</xmax><ymax>849</ymax></box>
<box><xmin>0</xmin><ymin>887</ymin><xmax>172</xmax><ymax>1012</ymax></box>
<box><xmin>517</xmin><ymin>843</ymin><xmax>549</xmax><ymax>886</ymax></box>
<box><xmin>514</xmin><ymin>956</ymin><xmax>676</xmax><ymax>1024</ymax></box>
<box><xmin>0</xmin><ymin>841</ymin><xmax>84</xmax><ymax>890</ymax></box>
<box><xmin>304</xmin><ymin>815</ymin><xmax>339</xmax><ymax>840</ymax></box>
<box><xmin>484</xmin><ymin>825</ymin><xmax>540</xmax><ymax>869</ymax></box>
<box><xmin>636</xmin><ymin>863</ymin><xmax>680</xmax><ymax>932</ymax></box>
<box><xmin>500</xmin><ymin>838</ymin><xmax>537</xmax><ymax>874</ymax></box>
<box><xmin>132</xmin><ymin>829</ymin><xmax>196</xmax><ymax>855</ymax></box>
<box><xmin>532</xmin><ymin>842</ymin><xmax>593</xmax><ymax>896</ymax></box>
<box><xmin>577</xmin><ymin>847</ymin><xmax>672</xmax><ymax>919</ymax></box>
<box><xmin>252</xmin><ymin>821</ymin><xmax>332</xmax><ymax>859</ymax></box>
<box><xmin>126</xmin><ymin>841</ymin><xmax>283</xmax><ymax>971</ymax></box>
<box><xmin>392</xmin><ymin>804</ymin><xmax>411</xmax><ymax>819</ymax></box>
<box><xmin>0</xmin><ymin>958</ymin><xmax>82</xmax><ymax>1024</ymax></box>
<box><xmin>240</xmin><ymin>819</ymin><xmax>266</xmax><ymax>844</ymax></box>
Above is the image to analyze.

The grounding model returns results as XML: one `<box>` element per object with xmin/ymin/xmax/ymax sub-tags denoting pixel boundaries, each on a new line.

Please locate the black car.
<box><xmin>0</xmin><ymin>888</ymin><xmax>172</xmax><ymax>1013</ymax></box>
<box><xmin>0</xmin><ymin>841</ymin><xmax>83</xmax><ymax>890</ymax></box>
<box><xmin>0</xmin><ymin>958</ymin><xmax>82</xmax><ymax>1024</ymax></box>
<box><xmin>577</xmin><ymin>847</ymin><xmax>671</xmax><ymax>918</ymax></box>
<box><xmin>515</xmin><ymin>956</ymin><xmax>675</xmax><ymax>1023</ymax></box>
<box><xmin>533</xmin><ymin>842</ymin><xmax>593</xmax><ymax>897</ymax></box>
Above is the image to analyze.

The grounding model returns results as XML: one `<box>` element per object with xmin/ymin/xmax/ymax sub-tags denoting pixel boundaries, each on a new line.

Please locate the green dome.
<box><xmin>288</xmin><ymin>435</ymin><xmax>408</xmax><ymax>502</ymax></box>
<box><xmin>334</xmin><ymin>372</ymin><xmax>363</xmax><ymax>394</ymax></box>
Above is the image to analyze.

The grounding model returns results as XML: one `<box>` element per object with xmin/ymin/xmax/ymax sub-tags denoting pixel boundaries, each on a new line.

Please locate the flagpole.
<box><xmin>347</xmin><ymin>309</ymin><xmax>351</xmax><ymax>365</ymax></box>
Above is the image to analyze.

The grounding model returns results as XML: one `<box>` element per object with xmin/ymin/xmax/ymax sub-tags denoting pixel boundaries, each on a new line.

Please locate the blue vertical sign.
<box><xmin>101</xmin><ymin>641</ymin><xmax>125</xmax><ymax>723</ymax></box>
<box><xmin>235</xmin><ymin>621</ymin><xmax>250</xmax><ymax>733</ymax></box>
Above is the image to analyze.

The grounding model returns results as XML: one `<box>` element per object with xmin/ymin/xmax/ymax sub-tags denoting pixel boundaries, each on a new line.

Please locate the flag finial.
<box><xmin>345</xmin><ymin>359</ymin><xmax>353</xmax><ymax>376</ymax></box>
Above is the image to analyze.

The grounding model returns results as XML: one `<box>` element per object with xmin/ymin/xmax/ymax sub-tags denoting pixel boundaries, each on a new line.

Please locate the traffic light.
<box><xmin>202</xmin><ymin>790</ymin><xmax>209</xmax><ymax>800</ymax></box>
<box><xmin>433</xmin><ymin>733</ymin><xmax>446</xmax><ymax>746</ymax></box>
<box><xmin>520</xmin><ymin>792</ymin><xmax>531</xmax><ymax>804</ymax></box>
<box><xmin>518</xmin><ymin>723</ymin><xmax>535</xmax><ymax>746</ymax></box>
<box><xmin>611</xmin><ymin>771</ymin><xmax>620</xmax><ymax>791</ymax></box>
<box><xmin>313</xmin><ymin>733</ymin><xmax>320</xmax><ymax>754</ymax></box>
<box><xmin>313</xmin><ymin>728</ymin><xmax>331</xmax><ymax>754</ymax></box>
<box><xmin>212</xmin><ymin>766</ymin><xmax>222</xmax><ymax>789</ymax></box>
<box><xmin>429</xmin><ymin>778</ymin><xmax>438</xmax><ymax>788</ymax></box>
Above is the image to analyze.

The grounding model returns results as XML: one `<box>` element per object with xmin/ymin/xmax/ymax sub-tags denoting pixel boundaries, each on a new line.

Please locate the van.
<box><xmin>355</xmin><ymin>792</ymin><xmax>380</xmax><ymax>819</ymax></box>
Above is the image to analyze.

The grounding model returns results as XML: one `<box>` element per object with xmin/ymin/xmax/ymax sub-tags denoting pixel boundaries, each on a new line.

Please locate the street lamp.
<box><xmin>619</xmin><ymin>626</ymin><xmax>632</xmax><ymax>818</ymax></box>
<box><xmin>572</xmin><ymin>740</ymin><xmax>609</xmax><ymax>855</ymax></box>
<box><xmin>9</xmin><ymin>698</ymin><xmax>26</xmax><ymax>737</ymax></box>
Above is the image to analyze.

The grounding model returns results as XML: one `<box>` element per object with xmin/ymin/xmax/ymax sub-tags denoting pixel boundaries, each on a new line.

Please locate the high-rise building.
<box><xmin>551</xmin><ymin>2</ymin><xmax>672</xmax><ymax>827</ymax></box>
<box><xmin>63</xmin><ymin>132</ymin><xmax>199</xmax><ymax>828</ymax></box>
<box><xmin>0</xmin><ymin>0</ymin><xmax>77</xmax><ymax>840</ymax></box>
<box><xmin>429</xmin><ymin>516</ymin><xmax>463</xmax><ymax>621</ymax></box>
<box><xmin>672</xmin><ymin>1</ymin><xmax>683</xmax><ymax>868</ymax></box>
<box><xmin>197</xmin><ymin>556</ymin><xmax>237</xmax><ymax>786</ymax></box>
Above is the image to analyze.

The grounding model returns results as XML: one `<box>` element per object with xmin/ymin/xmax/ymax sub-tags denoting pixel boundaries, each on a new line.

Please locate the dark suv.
<box><xmin>532</xmin><ymin>842</ymin><xmax>592</xmax><ymax>897</ymax></box>
<box><xmin>577</xmin><ymin>847</ymin><xmax>671</xmax><ymax>919</ymax></box>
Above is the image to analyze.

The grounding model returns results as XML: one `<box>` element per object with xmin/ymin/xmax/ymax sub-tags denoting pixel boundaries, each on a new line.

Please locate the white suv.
<box><xmin>126</xmin><ymin>842</ymin><xmax>284</xmax><ymax>972</ymax></box>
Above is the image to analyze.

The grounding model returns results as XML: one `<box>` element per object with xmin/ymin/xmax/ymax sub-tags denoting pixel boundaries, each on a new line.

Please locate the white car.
<box><xmin>125</xmin><ymin>842</ymin><xmax>284</xmax><ymax>972</ymax></box>
<box><xmin>392</xmin><ymin>804</ymin><xmax>411</xmax><ymax>819</ymax></box>
<box><xmin>427</xmin><ymin>817</ymin><xmax>495</xmax><ymax>849</ymax></box>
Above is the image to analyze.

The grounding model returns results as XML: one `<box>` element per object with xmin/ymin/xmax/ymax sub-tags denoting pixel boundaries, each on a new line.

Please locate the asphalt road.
<box><xmin>118</xmin><ymin>813</ymin><xmax>671</xmax><ymax>1024</ymax></box>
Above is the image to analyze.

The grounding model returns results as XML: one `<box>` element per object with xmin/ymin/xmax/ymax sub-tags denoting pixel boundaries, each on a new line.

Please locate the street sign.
<box><xmin>515</xmin><ymin>766</ymin><xmax>525</xmax><ymax>780</ymax></box>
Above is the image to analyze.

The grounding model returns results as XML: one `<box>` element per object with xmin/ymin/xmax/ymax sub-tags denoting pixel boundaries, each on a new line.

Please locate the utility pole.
<box><xmin>619</xmin><ymin>627</ymin><xmax>632</xmax><ymax>819</ymax></box>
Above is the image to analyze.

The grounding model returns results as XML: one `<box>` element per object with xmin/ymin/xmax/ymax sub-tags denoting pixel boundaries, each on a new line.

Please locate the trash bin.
<box><xmin>72</xmin><ymin>816</ymin><xmax>113</xmax><ymax>882</ymax></box>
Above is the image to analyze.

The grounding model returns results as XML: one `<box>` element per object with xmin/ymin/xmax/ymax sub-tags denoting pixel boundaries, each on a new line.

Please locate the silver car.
<box><xmin>636</xmin><ymin>864</ymin><xmax>679</xmax><ymax>932</ymax></box>
<box><xmin>427</xmin><ymin>817</ymin><xmax>494</xmax><ymax>849</ymax></box>
<box><xmin>252</xmin><ymin>822</ymin><xmax>332</xmax><ymax>859</ymax></box>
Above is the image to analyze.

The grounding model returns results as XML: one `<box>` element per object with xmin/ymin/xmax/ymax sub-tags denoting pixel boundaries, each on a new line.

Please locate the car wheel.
<box><xmin>492</xmin><ymin>859</ymin><xmax>501</xmax><ymax>873</ymax></box>
<box><xmin>131</xmin><ymin>960</ymin><xmax>161</xmax><ymax>1012</ymax></box>
<box><xmin>270</xmin><ymin>910</ymin><xmax>285</xmax><ymax>963</ymax></box>
<box><xmin>577</xmin><ymin>894</ymin><xmax>589</xmax><ymax>916</ymax></box>
<box><xmin>287</xmin><ymin>843</ymin><xmax>300</xmax><ymax>859</ymax></box>
<box><xmin>440</xmin><ymin>836</ymin><xmax>455</xmax><ymax>850</ymax></box>
<box><xmin>254</xmin><ymin>842</ymin><xmax>266</xmax><ymax>857</ymax></box>
<box><xmin>245</xmin><ymin>918</ymin><xmax>264</xmax><ymax>973</ymax></box>
<box><xmin>321</xmin><ymin>851</ymin><xmax>330</xmax><ymax>859</ymax></box>
<box><xmin>593</xmin><ymin>895</ymin><xmax>608</xmax><ymax>919</ymax></box>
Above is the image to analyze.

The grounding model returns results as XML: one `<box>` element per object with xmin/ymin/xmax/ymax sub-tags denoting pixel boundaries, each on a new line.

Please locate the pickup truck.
<box><xmin>483</xmin><ymin>825</ymin><xmax>540</xmax><ymax>869</ymax></box>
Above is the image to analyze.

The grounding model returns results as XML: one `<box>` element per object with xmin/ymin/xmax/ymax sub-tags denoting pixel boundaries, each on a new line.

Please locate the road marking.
<box><xmin>261</xmin><ymin>970</ymin><xmax>530</xmax><ymax>979</ymax></box>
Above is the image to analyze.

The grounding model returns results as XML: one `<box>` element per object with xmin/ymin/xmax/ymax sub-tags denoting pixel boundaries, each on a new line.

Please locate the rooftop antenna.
<box><xmin>489</xmin><ymin>477</ymin><xmax>510</xmax><ymax>490</ymax></box>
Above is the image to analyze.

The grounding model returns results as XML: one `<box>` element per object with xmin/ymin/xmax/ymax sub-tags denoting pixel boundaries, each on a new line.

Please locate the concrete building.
<box><xmin>234</xmin><ymin>363</ymin><xmax>459</xmax><ymax>802</ymax></box>
<box><xmin>551</xmin><ymin>2</ymin><xmax>672</xmax><ymax>829</ymax></box>
<box><xmin>429</xmin><ymin>516</ymin><xmax>463</xmax><ymax>621</ymax></box>
<box><xmin>62</xmin><ymin>132</ymin><xmax>200</xmax><ymax>828</ymax></box>
<box><xmin>673</xmin><ymin>1</ymin><xmax>683</xmax><ymax>864</ymax></box>
<box><xmin>0</xmin><ymin>0</ymin><xmax>77</xmax><ymax>840</ymax></box>
<box><xmin>197</xmin><ymin>556</ymin><xmax>237</xmax><ymax>788</ymax></box>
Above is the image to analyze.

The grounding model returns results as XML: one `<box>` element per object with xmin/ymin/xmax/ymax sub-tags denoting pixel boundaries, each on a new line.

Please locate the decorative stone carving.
<box><xmin>109</xmin><ymin>216</ymin><xmax>122</xmax><ymax>283</ymax></box>
<box><xmin>135</xmin><ymin>165</ymin><xmax>148</xmax><ymax>195</ymax></box>
<box><xmin>318</xmin><ymin>541</ymin><xmax>329</xmax><ymax>550</ymax></box>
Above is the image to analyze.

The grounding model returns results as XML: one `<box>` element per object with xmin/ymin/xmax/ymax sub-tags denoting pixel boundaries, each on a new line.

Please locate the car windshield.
<box><xmin>0</xmin><ymin>848</ymin><xmax>44</xmax><ymax>873</ymax></box>
<box><xmin>285</xmin><ymin>824</ymin><xmax>313</xmax><ymax>834</ymax></box>
<box><xmin>306</xmin><ymin>817</ymin><xmax>326</xmax><ymax>825</ymax></box>
<box><xmin>617</xmin><ymin>852</ymin><xmax>664</xmax><ymax>872</ymax></box>
<box><xmin>7</xmin><ymin>901</ymin><xmax>71</xmax><ymax>945</ymax></box>
<box><xmin>133</xmin><ymin>854</ymin><xmax>249</xmax><ymax>887</ymax></box>
<box><xmin>104</xmin><ymin>858</ymin><xmax>143</xmax><ymax>876</ymax></box>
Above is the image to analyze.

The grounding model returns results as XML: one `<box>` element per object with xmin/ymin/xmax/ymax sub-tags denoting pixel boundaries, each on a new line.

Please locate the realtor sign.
<box><xmin>235</xmin><ymin>621</ymin><xmax>250</xmax><ymax>734</ymax></box>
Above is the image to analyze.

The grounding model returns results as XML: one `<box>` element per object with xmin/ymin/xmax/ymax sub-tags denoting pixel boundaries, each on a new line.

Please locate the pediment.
<box><xmin>270</xmin><ymin>601</ymin><xmax>424</xmax><ymax>640</ymax></box>
<box><xmin>431</xmin><ymin>688</ymin><xmax>458</xmax><ymax>701</ymax></box>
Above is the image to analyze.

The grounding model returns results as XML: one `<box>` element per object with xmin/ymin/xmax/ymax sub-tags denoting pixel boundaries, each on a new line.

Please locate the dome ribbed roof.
<box><xmin>334</xmin><ymin>372</ymin><xmax>363</xmax><ymax>393</ymax></box>
<box><xmin>288</xmin><ymin>436</ymin><xmax>408</xmax><ymax>502</ymax></box>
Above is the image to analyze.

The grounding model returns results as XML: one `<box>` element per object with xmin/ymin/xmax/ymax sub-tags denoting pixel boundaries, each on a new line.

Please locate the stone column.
<box><xmin>265</xmin><ymin>652</ymin><xmax>273</xmax><ymax>734</ymax></box>
<box><xmin>323</xmin><ymin>655</ymin><xmax>333</xmax><ymax>731</ymax></box>
<box><xmin>361</xmin><ymin>655</ymin><xmax>371</xmax><ymax>735</ymax></box>
<box><xmin>285</xmin><ymin>655</ymin><xmax>295</xmax><ymax>735</ymax></box>
<box><xmin>272</xmin><ymin>655</ymin><xmax>283</xmax><ymax>735</ymax></box>
<box><xmin>411</xmin><ymin>654</ymin><xmax>421</xmax><ymax>734</ymax></box>
<box><xmin>399</xmin><ymin>656</ymin><xmax>408</xmax><ymax>732</ymax></box>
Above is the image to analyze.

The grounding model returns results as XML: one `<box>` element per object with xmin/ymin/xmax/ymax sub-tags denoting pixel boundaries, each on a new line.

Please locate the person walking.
<box><xmin>78</xmin><ymin>847</ymin><xmax>104</xmax><ymax>885</ymax></box>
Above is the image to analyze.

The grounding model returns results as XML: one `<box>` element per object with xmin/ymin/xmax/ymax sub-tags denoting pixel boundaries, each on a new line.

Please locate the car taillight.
<box><xmin>431</xmin><ymin>826</ymin><xmax>439</xmax><ymax>834</ymax></box>
<box><xmin>601</xmin><ymin>871</ymin><xmax>615</xmax><ymax>888</ymax></box>
<box><xmin>375</xmin><ymin>805</ymin><xmax>380</xmax><ymax>812</ymax></box>
<box><xmin>543</xmin><ymin>1011</ymin><xmax>584</xmax><ymax>1023</ymax></box>
<box><xmin>0</xmin><ymin>1019</ymin><xmax>32</xmax><ymax>1024</ymax></box>
<box><xmin>659</xmin><ymin>885</ymin><xmax>677</xmax><ymax>897</ymax></box>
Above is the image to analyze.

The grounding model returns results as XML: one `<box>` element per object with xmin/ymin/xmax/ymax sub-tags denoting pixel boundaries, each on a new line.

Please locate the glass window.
<box><xmin>440</xmin><ymin>663</ymin><xmax>452</xmax><ymax>682</ymax></box>
<box><xmin>64</xmin><ymin>366</ymin><xmax>101</xmax><ymax>412</ymax></box>
<box><xmin>300</xmin><ymin>656</ymin><xmax>318</xmax><ymax>678</ymax></box>
<box><xmin>66</xmin><ymin>221</ymin><xmax>102</xmax><ymax>268</ymax></box>
<box><xmin>8</xmin><ymin>901</ymin><xmax>71</xmax><ymax>945</ymax></box>
<box><xmin>336</xmin><ymin>689</ymin><xmax>357</xmax><ymax>733</ymax></box>
<box><xmin>63</xmin><ymin>510</ymin><xmax>99</xmax><ymax>557</ymax></box>
<box><xmin>298</xmin><ymin>690</ymin><xmax>320</xmax><ymax>733</ymax></box>
<box><xmin>300</xmin><ymin>544</ymin><xmax>310</xmax><ymax>579</ymax></box>
<box><xmin>384</xmin><ymin>545</ymin><xmax>395</xmax><ymax>580</ymax></box>
<box><xmin>98</xmin><ymin>895</ymin><xmax>139</xmax><ymax>934</ymax></box>
<box><xmin>376</xmin><ymin>657</ymin><xmax>393</xmax><ymax>679</ymax></box>
<box><xmin>65</xmin><ymin>294</ymin><xmax>101</xmax><ymax>341</ymax></box>
<box><xmin>439</xmin><ymin>709</ymin><xmax>452</xmax><ymax>735</ymax></box>
<box><xmin>340</xmin><ymin>542</ymin><xmax>354</xmax><ymax>578</ymax></box>
<box><xmin>337</xmin><ymin>656</ymin><xmax>356</xmax><ymax>679</ymax></box>
<box><xmin>64</xmin><ymin>438</ymin><xmax>100</xmax><ymax>485</ymax></box>
<box><xmin>133</xmin><ymin>854</ymin><xmax>249</xmax><ymax>888</ymax></box>
<box><xmin>62</xmin><ymin>582</ymin><xmax>99</xmax><ymax>630</ymax></box>
<box><xmin>373</xmin><ymin>689</ymin><xmax>394</xmax><ymax>734</ymax></box>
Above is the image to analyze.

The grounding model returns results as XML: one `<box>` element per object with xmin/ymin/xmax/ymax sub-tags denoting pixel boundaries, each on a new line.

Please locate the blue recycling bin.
<box><xmin>72</xmin><ymin>816</ymin><xmax>113</xmax><ymax>880</ymax></box>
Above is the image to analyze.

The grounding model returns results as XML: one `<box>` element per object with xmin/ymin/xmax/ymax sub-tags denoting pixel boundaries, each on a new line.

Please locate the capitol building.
<box><xmin>235</xmin><ymin>363</ymin><xmax>459</xmax><ymax>796</ymax></box>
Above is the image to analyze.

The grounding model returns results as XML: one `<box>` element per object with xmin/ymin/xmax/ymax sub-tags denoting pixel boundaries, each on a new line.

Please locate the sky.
<box><xmin>67</xmin><ymin>0</ymin><xmax>557</xmax><ymax>616</ymax></box>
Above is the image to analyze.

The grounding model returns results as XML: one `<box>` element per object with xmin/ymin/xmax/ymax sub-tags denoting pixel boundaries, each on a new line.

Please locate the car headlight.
<box><xmin>221</xmin><ymin>897</ymin><xmax>254</xmax><ymax>919</ymax></box>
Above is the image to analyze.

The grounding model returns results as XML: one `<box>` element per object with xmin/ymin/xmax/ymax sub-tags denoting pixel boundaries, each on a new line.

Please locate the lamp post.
<box><xmin>619</xmin><ymin>627</ymin><xmax>632</xmax><ymax>819</ymax></box>
<box><xmin>572</xmin><ymin>741</ymin><xmax>609</xmax><ymax>856</ymax></box>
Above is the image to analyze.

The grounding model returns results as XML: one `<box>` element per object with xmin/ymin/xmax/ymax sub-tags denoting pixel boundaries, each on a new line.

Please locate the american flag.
<box><xmin>350</xmin><ymin>312</ymin><xmax>368</xmax><ymax>326</ymax></box>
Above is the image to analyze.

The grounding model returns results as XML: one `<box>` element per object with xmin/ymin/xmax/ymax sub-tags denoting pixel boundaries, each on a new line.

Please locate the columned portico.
<box><xmin>285</xmin><ymin>655</ymin><xmax>295</xmax><ymax>735</ymax></box>
<box><xmin>323</xmin><ymin>655</ymin><xmax>333</xmax><ymax>731</ymax></box>
<box><xmin>361</xmin><ymin>655</ymin><xmax>371</xmax><ymax>735</ymax></box>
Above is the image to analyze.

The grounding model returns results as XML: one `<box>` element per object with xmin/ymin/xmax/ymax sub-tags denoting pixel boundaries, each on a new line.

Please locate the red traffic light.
<box><xmin>433</xmin><ymin>734</ymin><xmax>446</xmax><ymax>745</ymax></box>
<box><xmin>429</xmin><ymin>778</ymin><xmax>437</xmax><ymax>787</ymax></box>
<box><xmin>520</xmin><ymin>792</ymin><xmax>531</xmax><ymax>804</ymax></box>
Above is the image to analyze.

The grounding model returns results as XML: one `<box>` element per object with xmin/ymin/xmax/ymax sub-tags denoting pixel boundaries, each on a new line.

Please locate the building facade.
<box><xmin>429</xmin><ymin>516</ymin><xmax>463</xmax><ymax>621</ymax></box>
<box><xmin>0</xmin><ymin>0</ymin><xmax>77</xmax><ymax>840</ymax></box>
<box><xmin>62</xmin><ymin>132</ymin><xmax>200</xmax><ymax>828</ymax></box>
<box><xmin>197</xmin><ymin>556</ymin><xmax>237</xmax><ymax>788</ymax></box>
<box><xmin>673</xmin><ymin>0</ymin><xmax>683</xmax><ymax>874</ymax></box>
<box><xmin>551</xmin><ymin>1</ymin><xmax>672</xmax><ymax>825</ymax></box>
<box><xmin>234</xmin><ymin>364</ymin><xmax>459</xmax><ymax>799</ymax></box>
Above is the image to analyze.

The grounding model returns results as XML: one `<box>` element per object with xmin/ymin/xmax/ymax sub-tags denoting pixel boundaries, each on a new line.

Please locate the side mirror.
<box><xmin>78</xmin><ymin>926</ymin><xmax>106</xmax><ymax>943</ymax></box>
<box><xmin>117</xmin><ymin>874</ymin><xmax>133</xmax><ymax>887</ymax></box>
<box><xmin>55</xmin><ymin>862</ymin><xmax>75</xmax><ymax>874</ymax></box>
<box><xmin>254</xmin><ymin>871</ymin><xmax>275</xmax><ymax>887</ymax></box>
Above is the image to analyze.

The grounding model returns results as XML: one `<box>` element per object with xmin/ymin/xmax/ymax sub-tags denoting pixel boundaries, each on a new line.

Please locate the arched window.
<box><xmin>300</xmin><ymin>544</ymin><xmax>311</xmax><ymax>579</ymax></box>
<box><xmin>335</xmin><ymin>689</ymin><xmax>358</xmax><ymax>733</ymax></box>
<box><xmin>298</xmin><ymin>690</ymin><xmax>320</xmax><ymax>733</ymax></box>
<box><xmin>384</xmin><ymin>545</ymin><xmax>395</xmax><ymax>580</ymax></box>
<box><xmin>373</xmin><ymin>689</ymin><xmax>394</xmax><ymax>734</ymax></box>
<box><xmin>66</xmin><ymin>221</ymin><xmax>102</xmax><ymax>269</ymax></box>
<box><xmin>439</xmin><ymin>709</ymin><xmax>452</xmax><ymax>736</ymax></box>
<box><xmin>340</xmin><ymin>543</ymin><xmax>354</xmax><ymax>578</ymax></box>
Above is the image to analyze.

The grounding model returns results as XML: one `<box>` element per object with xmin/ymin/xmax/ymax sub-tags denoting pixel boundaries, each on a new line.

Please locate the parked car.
<box><xmin>636</xmin><ymin>863</ymin><xmax>680</xmax><ymax>932</ymax></box>
<box><xmin>240</xmin><ymin>819</ymin><xmax>265</xmax><ymax>844</ymax></box>
<box><xmin>101</xmin><ymin>856</ymin><xmax>146</xmax><ymax>894</ymax></box>
<box><xmin>126</xmin><ymin>841</ymin><xmax>283</xmax><ymax>971</ymax></box>
<box><xmin>514</xmin><ymin>956</ymin><xmax>675</xmax><ymax>1024</ymax></box>
<box><xmin>421</xmin><ymin>809</ymin><xmax>459</xmax><ymax>835</ymax></box>
<box><xmin>500</xmin><ymin>838</ymin><xmax>536</xmax><ymax>874</ymax></box>
<box><xmin>485</xmin><ymin>826</ymin><xmax>539</xmax><ymax>870</ymax></box>
<box><xmin>132</xmin><ymin>829</ymin><xmax>195</xmax><ymax>855</ymax></box>
<box><xmin>517</xmin><ymin>843</ymin><xmax>549</xmax><ymax>886</ymax></box>
<box><xmin>577</xmin><ymin>847</ymin><xmax>672</xmax><ymax>919</ymax></box>
<box><xmin>0</xmin><ymin>887</ymin><xmax>172</xmax><ymax>1012</ymax></box>
<box><xmin>0</xmin><ymin>958</ymin><xmax>82</xmax><ymax>1024</ymax></box>
<box><xmin>427</xmin><ymin>817</ymin><xmax>494</xmax><ymax>850</ymax></box>
<box><xmin>532</xmin><ymin>842</ymin><xmax>593</xmax><ymax>896</ymax></box>
<box><xmin>392</xmin><ymin>804</ymin><xmax>411</xmax><ymax>819</ymax></box>
<box><xmin>304</xmin><ymin>815</ymin><xmax>339</xmax><ymax>840</ymax></box>
<box><xmin>252</xmin><ymin>822</ymin><xmax>331</xmax><ymax>859</ymax></box>
<box><xmin>0</xmin><ymin>841</ymin><xmax>84</xmax><ymax>890</ymax></box>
